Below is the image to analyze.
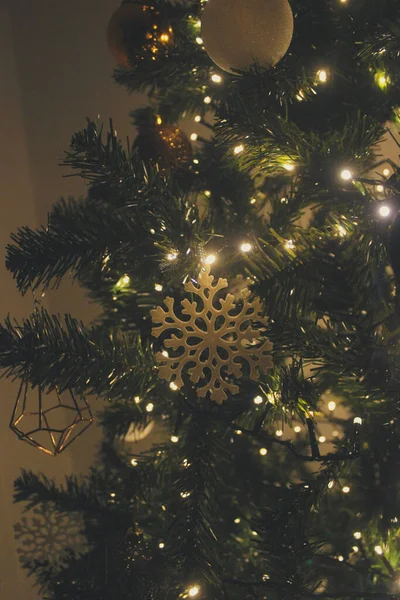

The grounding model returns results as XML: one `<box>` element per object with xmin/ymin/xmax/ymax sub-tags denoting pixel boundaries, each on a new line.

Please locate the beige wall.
<box><xmin>0</xmin><ymin>0</ymin><xmax>146</xmax><ymax>597</ymax></box>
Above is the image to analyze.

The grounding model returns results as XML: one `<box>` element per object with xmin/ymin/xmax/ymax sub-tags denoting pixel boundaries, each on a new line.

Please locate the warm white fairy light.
<box><xmin>110</xmin><ymin>492</ymin><xmax>116</xmax><ymax>498</ymax></box>
<box><xmin>190</xmin><ymin>133</ymin><xmax>198</xmax><ymax>141</ymax></box>
<box><xmin>155</xmin><ymin>283</ymin><xmax>163</xmax><ymax>292</ymax></box>
<box><xmin>188</xmin><ymin>585</ymin><xmax>200</xmax><ymax>598</ymax></box>
<box><xmin>171</xmin><ymin>435</ymin><xmax>179</xmax><ymax>443</ymax></box>
<box><xmin>328</xmin><ymin>480</ymin><xmax>335</xmax><ymax>489</ymax></box>
<box><xmin>162</xmin><ymin>350</ymin><xmax>169</xmax><ymax>358</ymax></box>
<box><xmin>376</xmin><ymin>184</ymin><xmax>384</xmax><ymax>192</ymax></box>
<box><xmin>341</xmin><ymin>169</ymin><xmax>353</xmax><ymax>181</ymax></box>
<box><xmin>193</xmin><ymin>158</ymin><xmax>199</xmax><ymax>164</ymax></box>
<box><xmin>259</xmin><ymin>448</ymin><xmax>268</xmax><ymax>456</ymax></box>
<box><xmin>383</xmin><ymin>168</ymin><xmax>390</xmax><ymax>177</ymax></box>
<box><xmin>234</xmin><ymin>517</ymin><xmax>241</xmax><ymax>524</ymax></box>
<box><xmin>167</xmin><ymin>252</ymin><xmax>178</xmax><ymax>261</ymax></box>
<box><xmin>235</xmin><ymin>429</ymin><xmax>243</xmax><ymax>435</ymax></box>
<box><xmin>285</xmin><ymin>239</ymin><xmax>295</xmax><ymax>250</ymax></box>
<box><xmin>319</xmin><ymin>435</ymin><xmax>326</xmax><ymax>443</ymax></box>
<box><xmin>203</xmin><ymin>96</ymin><xmax>212</xmax><ymax>104</ymax></box>
<box><xmin>352</xmin><ymin>546</ymin><xmax>359</xmax><ymax>553</ymax></box>
<box><xmin>252</xmin><ymin>530</ymin><xmax>258</xmax><ymax>536</ymax></box>
<box><xmin>194</xmin><ymin>115</ymin><xmax>202</xmax><ymax>123</ymax></box>
<box><xmin>353</xmin><ymin>531</ymin><xmax>362</xmax><ymax>539</ymax></box>
<box><xmin>131</xmin><ymin>458</ymin><xmax>138</xmax><ymax>467</ymax></box>
<box><xmin>317</xmin><ymin>69</ymin><xmax>328</xmax><ymax>83</ymax></box>
<box><xmin>328</xmin><ymin>400</ymin><xmax>336</xmax><ymax>411</ymax></box>
<box><xmin>196</xmin><ymin>37</ymin><xmax>203</xmax><ymax>45</ymax></box>
<box><xmin>254</xmin><ymin>395</ymin><xmax>263</xmax><ymax>405</ymax></box>
<box><xmin>250</xmin><ymin>197</ymin><xmax>257</xmax><ymax>205</ymax></box>
<box><xmin>276</xmin><ymin>429</ymin><xmax>283</xmax><ymax>437</ymax></box>
<box><xmin>181</xmin><ymin>491</ymin><xmax>191</xmax><ymax>499</ymax></box>
<box><xmin>337</xmin><ymin>224</ymin><xmax>347</xmax><ymax>238</ymax></box>
<box><xmin>159</xmin><ymin>542</ymin><xmax>165</xmax><ymax>549</ymax></box>
<box><xmin>146</xmin><ymin>403</ymin><xmax>154</xmax><ymax>412</ymax></box>
<box><xmin>337</xmin><ymin>555</ymin><xmax>344</xmax><ymax>562</ymax></box>
<box><xmin>211</xmin><ymin>74</ymin><xmax>222</xmax><ymax>83</ymax></box>
<box><xmin>240</xmin><ymin>242</ymin><xmax>252</xmax><ymax>253</ymax></box>
<box><xmin>294</xmin><ymin>425</ymin><xmax>301</xmax><ymax>433</ymax></box>
<box><xmin>283</xmin><ymin>163</ymin><xmax>295</xmax><ymax>171</ymax></box>
<box><xmin>378</xmin><ymin>205</ymin><xmax>391</xmax><ymax>218</ymax></box>
<box><xmin>342</xmin><ymin>485</ymin><xmax>350</xmax><ymax>494</ymax></box>
<box><xmin>134</xmin><ymin>396</ymin><xmax>141</xmax><ymax>404</ymax></box>
<box><xmin>353</xmin><ymin>416</ymin><xmax>363</xmax><ymax>425</ymax></box>
<box><xmin>296</xmin><ymin>90</ymin><xmax>305</xmax><ymax>102</ymax></box>
<box><xmin>375</xmin><ymin>545</ymin><xmax>383</xmax><ymax>555</ymax></box>
<box><xmin>204</xmin><ymin>190</ymin><xmax>211</xmax><ymax>197</ymax></box>
<box><xmin>204</xmin><ymin>254</ymin><xmax>216</xmax><ymax>265</ymax></box>
<box><xmin>170</xmin><ymin>382</ymin><xmax>179</xmax><ymax>391</ymax></box>
<box><xmin>234</xmin><ymin>144</ymin><xmax>244</xmax><ymax>155</ymax></box>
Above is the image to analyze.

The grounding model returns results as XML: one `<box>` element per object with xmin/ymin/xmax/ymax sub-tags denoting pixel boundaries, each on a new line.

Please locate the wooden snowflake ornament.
<box><xmin>150</xmin><ymin>266</ymin><xmax>274</xmax><ymax>403</ymax></box>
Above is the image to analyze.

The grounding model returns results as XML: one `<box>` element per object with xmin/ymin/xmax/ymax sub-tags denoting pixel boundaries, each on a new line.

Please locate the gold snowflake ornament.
<box><xmin>150</xmin><ymin>266</ymin><xmax>273</xmax><ymax>403</ymax></box>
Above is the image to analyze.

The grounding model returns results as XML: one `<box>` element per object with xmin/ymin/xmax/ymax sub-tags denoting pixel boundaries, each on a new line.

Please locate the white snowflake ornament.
<box><xmin>150</xmin><ymin>266</ymin><xmax>274</xmax><ymax>403</ymax></box>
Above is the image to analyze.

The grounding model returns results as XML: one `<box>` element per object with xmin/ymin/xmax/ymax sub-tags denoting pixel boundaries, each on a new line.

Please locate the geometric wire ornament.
<box><xmin>151</xmin><ymin>265</ymin><xmax>274</xmax><ymax>403</ymax></box>
<box><xmin>10</xmin><ymin>380</ymin><xmax>93</xmax><ymax>456</ymax></box>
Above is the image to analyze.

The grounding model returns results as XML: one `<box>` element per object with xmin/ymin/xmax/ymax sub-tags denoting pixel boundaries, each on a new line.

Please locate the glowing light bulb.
<box><xmin>376</xmin><ymin>184</ymin><xmax>384</xmax><ymax>192</ymax></box>
<box><xmin>294</xmin><ymin>425</ymin><xmax>301</xmax><ymax>433</ymax></box>
<box><xmin>171</xmin><ymin>435</ymin><xmax>179</xmax><ymax>443</ymax></box>
<box><xmin>240</xmin><ymin>242</ymin><xmax>252</xmax><ymax>253</ymax></box>
<box><xmin>160</xmin><ymin>33</ymin><xmax>170</xmax><ymax>42</ymax></box>
<box><xmin>375</xmin><ymin>545</ymin><xmax>383</xmax><ymax>555</ymax></box>
<box><xmin>234</xmin><ymin>144</ymin><xmax>244</xmax><ymax>155</ymax></box>
<box><xmin>283</xmin><ymin>163</ymin><xmax>295</xmax><ymax>171</ymax></box>
<box><xmin>328</xmin><ymin>480</ymin><xmax>334</xmax><ymax>489</ymax></box>
<box><xmin>211</xmin><ymin>74</ymin><xmax>222</xmax><ymax>83</ymax></box>
<box><xmin>156</xmin><ymin>116</ymin><xmax>163</xmax><ymax>125</ymax></box>
<box><xmin>188</xmin><ymin>586</ymin><xmax>200</xmax><ymax>598</ymax></box>
<box><xmin>259</xmin><ymin>447</ymin><xmax>268</xmax><ymax>456</ymax></box>
<box><xmin>110</xmin><ymin>492</ymin><xmax>116</xmax><ymax>498</ymax></box>
<box><xmin>352</xmin><ymin>546</ymin><xmax>359</xmax><ymax>553</ymax></box>
<box><xmin>253</xmin><ymin>395</ymin><xmax>263</xmax><ymax>405</ymax></box>
<box><xmin>250</xmin><ymin>197</ymin><xmax>257</xmax><ymax>205</ymax></box>
<box><xmin>342</xmin><ymin>485</ymin><xmax>350</xmax><ymax>494</ymax></box>
<box><xmin>383</xmin><ymin>168</ymin><xmax>390</xmax><ymax>177</ymax></box>
<box><xmin>116</xmin><ymin>274</ymin><xmax>131</xmax><ymax>288</ymax></box>
<box><xmin>341</xmin><ymin>169</ymin><xmax>353</xmax><ymax>181</ymax></box>
<box><xmin>235</xmin><ymin>429</ymin><xmax>243</xmax><ymax>435</ymax></box>
<box><xmin>252</xmin><ymin>530</ymin><xmax>258</xmax><ymax>536</ymax></box>
<box><xmin>159</xmin><ymin>542</ymin><xmax>165</xmax><ymax>549</ymax></box>
<box><xmin>194</xmin><ymin>115</ymin><xmax>202</xmax><ymax>123</ymax></box>
<box><xmin>276</xmin><ymin>429</ymin><xmax>283</xmax><ymax>437</ymax></box>
<box><xmin>337</xmin><ymin>555</ymin><xmax>344</xmax><ymax>562</ymax></box>
<box><xmin>204</xmin><ymin>190</ymin><xmax>211</xmax><ymax>197</ymax></box>
<box><xmin>162</xmin><ymin>350</ymin><xmax>169</xmax><ymax>358</ymax></box>
<box><xmin>353</xmin><ymin>417</ymin><xmax>363</xmax><ymax>425</ymax></box>
<box><xmin>285</xmin><ymin>239</ymin><xmax>295</xmax><ymax>250</ymax></box>
<box><xmin>328</xmin><ymin>401</ymin><xmax>336</xmax><ymax>411</ymax></box>
<box><xmin>203</xmin><ymin>96</ymin><xmax>212</xmax><ymax>104</ymax></box>
<box><xmin>131</xmin><ymin>458</ymin><xmax>138</xmax><ymax>467</ymax></box>
<box><xmin>353</xmin><ymin>531</ymin><xmax>362</xmax><ymax>539</ymax></box>
<box><xmin>319</xmin><ymin>436</ymin><xmax>326</xmax><ymax>443</ymax></box>
<box><xmin>146</xmin><ymin>403</ymin><xmax>154</xmax><ymax>413</ymax></box>
<box><xmin>170</xmin><ymin>382</ymin><xmax>179</xmax><ymax>391</ymax></box>
<box><xmin>134</xmin><ymin>396</ymin><xmax>141</xmax><ymax>404</ymax></box>
<box><xmin>317</xmin><ymin>69</ymin><xmax>328</xmax><ymax>83</ymax></box>
<box><xmin>190</xmin><ymin>133</ymin><xmax>198</xmax><ymax>141</ymax></box>
<box><xmin>204</xmin><ymin>254</ymin><xmax>216</xmax><ymax>265</ymax></box>
<box><xmin>167</xmin><ymin>252</ymin><xmax>178</xmax><ymax>261</ymax></box>
<box><xmin>181</xmin><ymin>491</ymin><xmax>191</xmax><ymax>499</ymax></box>
<box><xmin>155</xmin><ymin>283</ymin><xmax>163</xmax><ymax>292</ymax></box>
<box><xmin>378</xmin><ymin>205</ymin><xmax>391</xmax><ymax>218</ymax></box>
<box><xmin>234</xmin><ymin>517</ymin><xmax>241</xmax><ymax>524</ymax></box>
<box><xmin>196</xmin><ymin>37</ymin><xmax>203</xmax><ymax>45</ymax></box>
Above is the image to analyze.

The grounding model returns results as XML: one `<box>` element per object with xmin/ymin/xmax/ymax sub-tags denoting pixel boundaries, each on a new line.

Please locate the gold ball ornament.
<box><xmin>133</xmin><ymin>122</ymin><xmax>193</xmax><ymax>171</ymax></box>
<box><xmin>107</xmin><ymin>2</ymin><xmax>173</xmax><ymax>66</ymax></box>
<box><xmin>201</xmin><ymin>0</ymin><xmax>294</xmax><ymax>74</ymax></box>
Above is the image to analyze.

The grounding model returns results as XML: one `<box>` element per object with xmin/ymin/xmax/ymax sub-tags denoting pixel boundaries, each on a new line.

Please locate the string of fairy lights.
<box><xmin>106</xmin><ymin>4</ymin><xmax>400</xmax><ymax>595</ymax></box>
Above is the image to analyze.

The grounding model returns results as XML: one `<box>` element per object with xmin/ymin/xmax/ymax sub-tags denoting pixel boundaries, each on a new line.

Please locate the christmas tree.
<box><xmin>3</xmin><ymin>0</ymin><xmax>400</xmax><ymax>598</ymax></box>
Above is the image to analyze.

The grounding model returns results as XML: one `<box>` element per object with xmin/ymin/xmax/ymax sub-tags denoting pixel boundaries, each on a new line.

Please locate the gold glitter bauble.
<box><xmin>133</xmin><ymin>124</ymin><xmax>193</xmax><ymax>171</ymax></box>
<box><xmin>107</xmin><ymin>2</ymin><xmax>173</xmax><ymax>67</ymax></box>
<box><xmin>201</xmin><ymin>0</ymin><xmax>294</xmax><ymax>74</ymax></box>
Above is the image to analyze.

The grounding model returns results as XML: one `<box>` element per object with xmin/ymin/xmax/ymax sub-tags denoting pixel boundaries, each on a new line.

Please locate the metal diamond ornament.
<box><xmin>10</xmin><ymin>381</ymin><xmax>93</xmax><ymax>456</ymax></box>
<box><xmin>151</xmin><ymin>265</ymin><xmax>274</xmax><ymax>403</ymax></box>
